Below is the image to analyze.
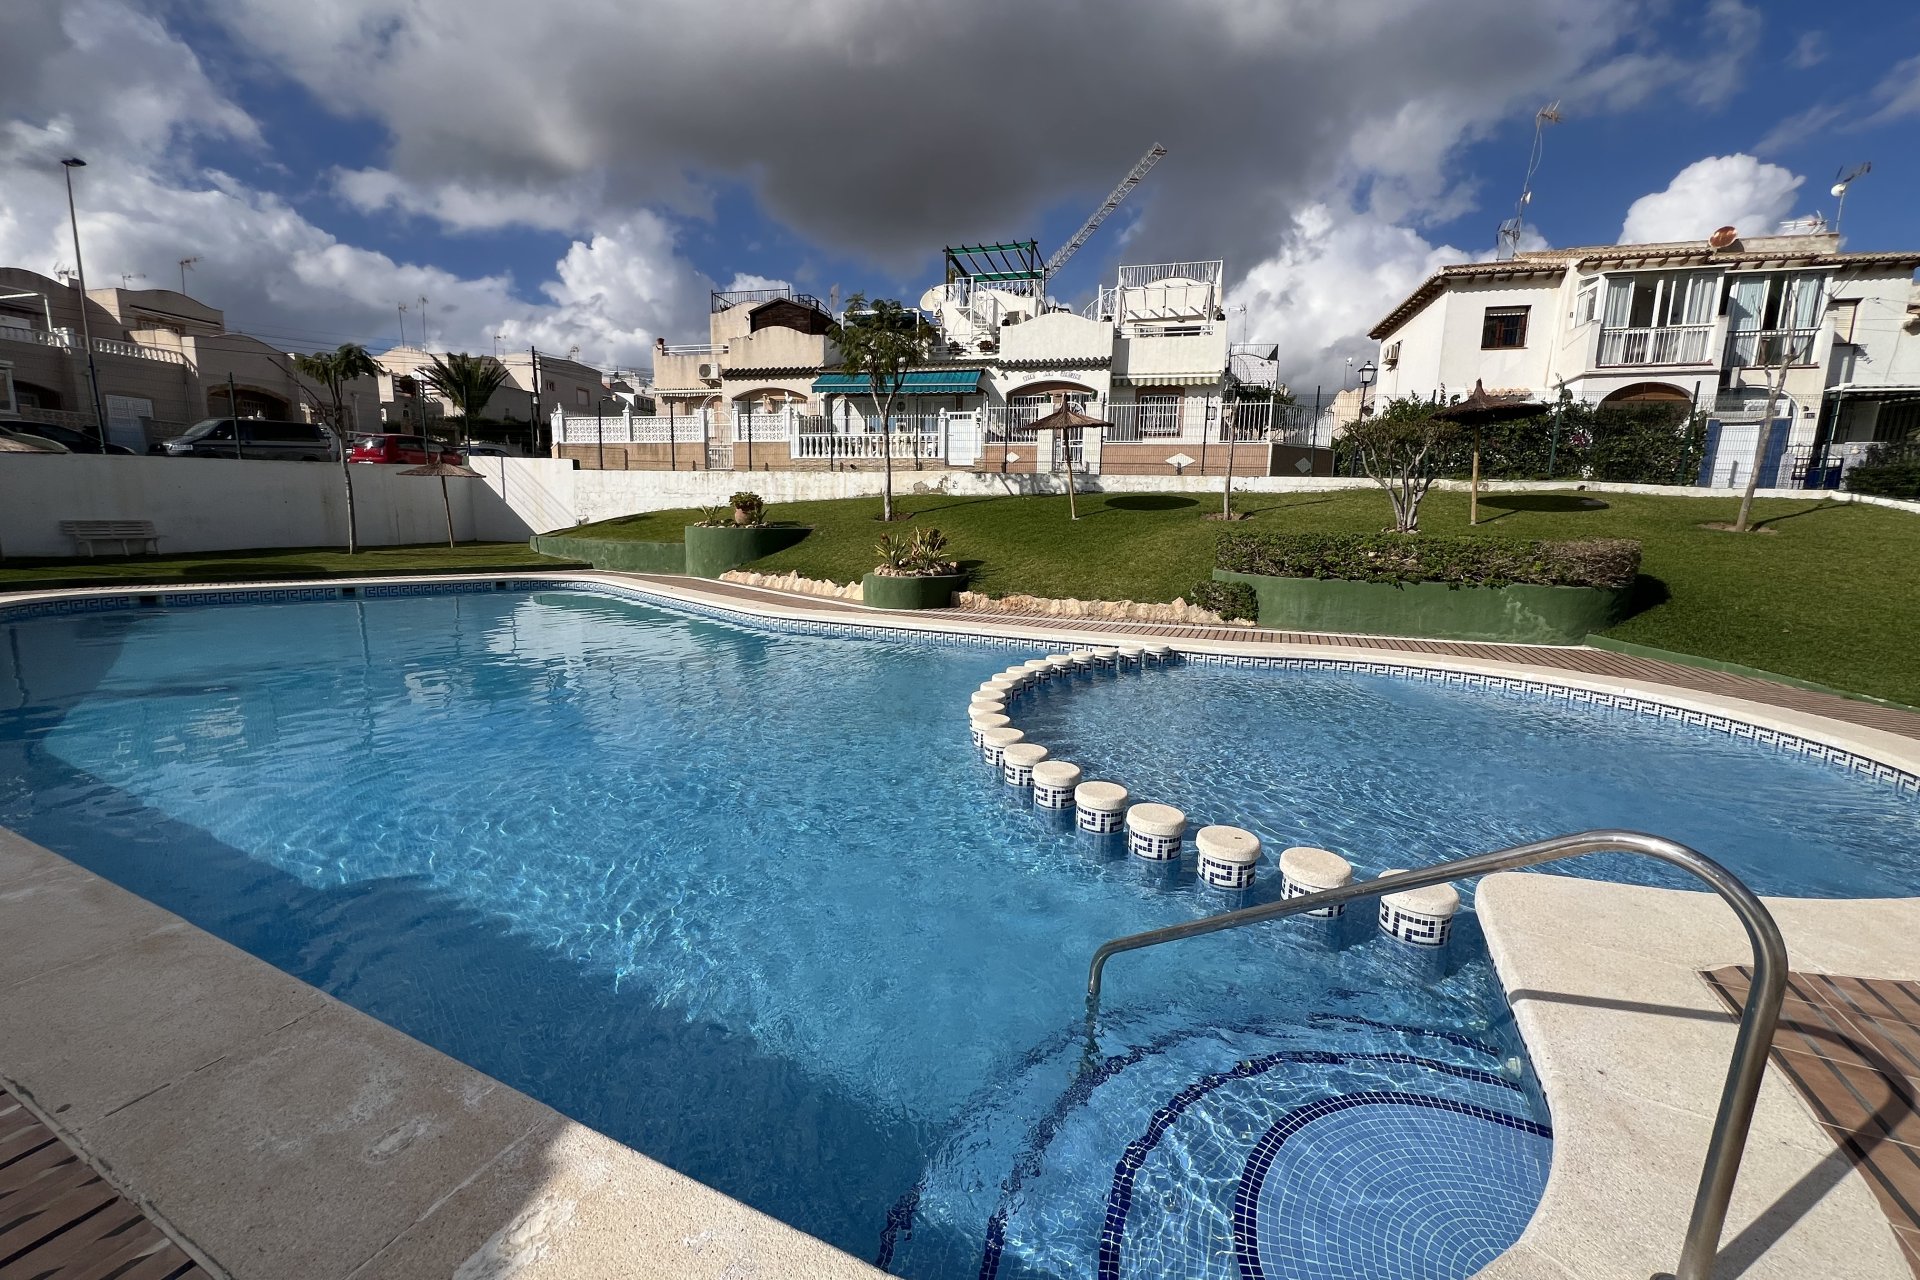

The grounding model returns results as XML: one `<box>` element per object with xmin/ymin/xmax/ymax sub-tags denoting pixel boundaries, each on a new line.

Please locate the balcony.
<box><xmin>1596</xmin><ymin>324</ymin><xmax>1713</xmax><ymax>367</ymax></box>
<box><xmin>1726</xmin><ymin>328</ymin><xmax>1818</xmax><ymax>368</ymax></box>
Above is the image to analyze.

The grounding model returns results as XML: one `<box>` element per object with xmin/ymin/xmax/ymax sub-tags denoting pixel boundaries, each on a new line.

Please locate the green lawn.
<box><xmin>0</xmin><ymin>543</ymin><xmax>581</xmax><ymax>591</ymax></box>
<box><xmin>570</xmin><ymin>489</ymin><xmax>1920</xmax><ymax>705</ymax></box>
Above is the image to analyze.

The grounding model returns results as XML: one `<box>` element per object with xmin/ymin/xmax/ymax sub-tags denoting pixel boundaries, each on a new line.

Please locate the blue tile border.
<box><xmin>4</xmin><ymin>574</ymin><xmax>1916</xmax><ymax>795</ymax></box>
<box><xmin>1230</xmin><ymin>1090</ymin><xmax>1552</xmax><ymax>1280</ymax></box>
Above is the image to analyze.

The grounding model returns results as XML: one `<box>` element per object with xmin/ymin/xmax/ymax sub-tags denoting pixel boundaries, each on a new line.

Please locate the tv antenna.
<box><xmin>396</xmin><ymin>302</ymin><xmax>409</xmax><ymax>346</ymax></box>
<box><xmin>1496</xmin><ymin>102</ymin><xmax>1562</xmax><ymax>260</ymax></box>
<box><xmin>1830</xmin><ymin>162</ymin><xmax>1871</xmax><ymax>237</ymax></box>
<box><xmin>178</xmin><ymin>256</ymin><xmax>200</xmax><ymax>294</ymax></box>
<box><xmin>120</xmin><ymin>272</ymin><xmax>146</xmax><ymax>289</ymax></box>
<box><xmin>1044</xmin><ymin>143</ymin><xmax>1167</xmax><ymax>280</ymax></box>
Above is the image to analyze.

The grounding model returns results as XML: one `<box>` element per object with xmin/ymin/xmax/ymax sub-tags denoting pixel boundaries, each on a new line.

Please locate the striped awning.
<box><xmin>1112</xmin><ymin>371</ymin><xmax>1223</xmax><ymax>387</ymax></box>
<box><xmin>813</xmin><ymin>369</ymin><xmax>984</xmax><ymax>396</ymax></box>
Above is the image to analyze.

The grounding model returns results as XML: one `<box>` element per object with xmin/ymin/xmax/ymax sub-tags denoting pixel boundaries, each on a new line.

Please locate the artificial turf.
<box><xmin>567</xmin><ymin>488</ymin><xmax>1920</xmax><ymax>705</ymax></box>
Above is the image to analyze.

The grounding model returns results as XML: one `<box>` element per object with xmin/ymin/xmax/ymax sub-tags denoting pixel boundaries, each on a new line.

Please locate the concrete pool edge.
<box><xmin>6</xmin><ymin>570</ymin><xmax>1919</xmax><ymax>1279</ymax></box>
<box><xmin>0</xmin><ymin>826</ymin><xmax>890</xmax><ymax>1280</ymax></box>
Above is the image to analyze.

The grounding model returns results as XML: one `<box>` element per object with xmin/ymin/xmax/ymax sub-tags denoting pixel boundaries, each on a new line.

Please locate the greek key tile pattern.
<box><xmin>1282</xmin><ymin>877</ymin><xmax>1347</xmax><ymax>918</ymax></box>
<box><xmin>1199</xmin><ymin>855</ymin><xmax>1256</xmax><ymax>889</ymax></box>
<box><xmin>1128</xmin><ymin>830</ymin><xmax>1183</xmax><ymax>862</ymax></box>
<box><xmin>1380</xmin><ymin>902</ymin><xmax>1455</xmax><ymax>948</ymax></box>
<box><xmin>1079</xmin><ymin>804</ymin><xmax>1125</xmax><ymax>835</ymax></box>
<box><xmin>1003</xmin><ymin>759</ymin><xmax>1038</xmax><ymax>787</ymax></box>
<box><xmin>1034</xmin><ymin>781</ymin><xmax>1076</xmax><ymax>810</ymax></box>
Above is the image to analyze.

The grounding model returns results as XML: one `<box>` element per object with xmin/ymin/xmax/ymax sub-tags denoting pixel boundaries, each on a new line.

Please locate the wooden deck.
<box><xmin>0</xmin><ymin>1086</ymin><xmax>207</xmax><ymax>1279</ymax></box>
<box><xmin>620</xmin><ymin>573</ymin><xmax>1920</xmax><ymax>744</ymax></box>
<box><xmin>1703</xmin><ymin>968</ymin><xmax>1920</xmax><ymax>1276</ymax></box>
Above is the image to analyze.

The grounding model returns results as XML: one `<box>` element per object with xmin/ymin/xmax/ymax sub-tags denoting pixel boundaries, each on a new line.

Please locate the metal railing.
<box><xmin>661</xmin><ymin>342</ymin><xmax>728</xmax><ymax>357</ymax></box>
<box><xmin>1597</xmin><ymin>324</ymin><xmax>1714</xmax><ymax>366</ymax></box>
<box><xmin>793</xmin><ymin>430</ymin><xmax>943</xmax><ymax>461</ymax></box>
<box><xmin>1084</xmin><ymin>829</ymin><xmax>1785</xmax><ymax>1280</ymax></box>
<box><xmin>1726</xmin><ymin>328</ymin><xmax>1818</xmax><ymax>368</ymax></box>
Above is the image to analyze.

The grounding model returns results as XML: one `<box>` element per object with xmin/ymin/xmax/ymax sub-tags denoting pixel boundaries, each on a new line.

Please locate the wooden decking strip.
<box><xmin>1703</xmin><ymin>968</ymin><xmax>1920</xmax><ymax>1276</ymax></box>
<box><xmin>613</xmin><ymin>573</ymin><xmax>1920</xmax><ymax>743</ymax></box>
<box><xmin>0</xmin><ymin>1087</ymin><xmax>207</xmax><ymax>1280</ymax></box>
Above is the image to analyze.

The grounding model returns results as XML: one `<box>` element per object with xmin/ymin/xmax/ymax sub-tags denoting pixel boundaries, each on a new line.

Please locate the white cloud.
<box><xmin>1228</xmin><ymin>203</ymin><xmax>1464</xmax><ymax>393</ymax></box>
<box><xmin>1787</xmin><ymin>31</ymin><xmax>1828</xmax><ymax>70</ymax></box>
<box><xmin>1861</xmin><ymin>53</ymin><xmax>1920</xmax><ymax>127</ymax></box>
<box><xmin>332</xmin><ymin>168</ymin><xmax>598</xmax><ymax>234</ymax></box>
<box><xmin>1618</xmin><ymin>154</ymin><xmax>1803</xmax><ymax>243</ymax></box>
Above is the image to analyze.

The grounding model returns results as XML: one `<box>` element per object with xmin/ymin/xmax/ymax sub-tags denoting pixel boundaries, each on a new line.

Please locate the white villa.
<box><xmin>566</xmin><ymin>249</ymin><xmax>1315</xmax><ymax>477</ymax></box>
<box><xmin>1367</xmin><ymin>230</ymin><xmax>1920</xmax><ymax>486</ymax></box>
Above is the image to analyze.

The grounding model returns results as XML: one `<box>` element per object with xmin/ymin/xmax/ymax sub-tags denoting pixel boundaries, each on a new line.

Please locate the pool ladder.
<box><xmin>1084</xmin><ymin>829</ymin><xmax>1786</xmax><ymax>1280</ymax></box>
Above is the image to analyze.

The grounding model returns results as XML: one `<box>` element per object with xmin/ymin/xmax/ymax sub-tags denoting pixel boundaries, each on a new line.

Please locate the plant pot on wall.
<box><xmin>861</xmin><ymin>571</ymin><xmax>969</xmax><ymax>610</ymax></box>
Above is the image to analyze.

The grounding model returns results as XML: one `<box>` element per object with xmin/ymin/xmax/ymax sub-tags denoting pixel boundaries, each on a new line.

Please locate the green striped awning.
<box><xmin>812</xmin><ymin>369</ymin><xmax>984</xmax><ymax>396</ymax></box>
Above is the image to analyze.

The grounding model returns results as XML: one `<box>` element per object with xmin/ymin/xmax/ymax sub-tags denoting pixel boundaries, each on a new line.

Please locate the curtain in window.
<box><xmin>1603</xmin><ymin>278</ymin><xmax>1633</xmax><ymax>327</ymax></box>
<box><xmin>1727</xmin><ymin>276</ymin><xmax>1767</xmax><ymax>332</ymax></box>
<box><xmin>1786</xmin><ymin>274</ymin><xmax>1823</xmax><ymax>330</ymax></box>
<box><xmin>1682</xmin><ymin>274</ymin><xmax>1719</xmax><ymax>325</ymax></box>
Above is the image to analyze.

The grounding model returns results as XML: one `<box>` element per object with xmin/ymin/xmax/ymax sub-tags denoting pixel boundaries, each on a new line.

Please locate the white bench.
<box><xmin>60</xmin><ymin>520</ymin><xmax>160</xmax><ymax>557</ymax></box>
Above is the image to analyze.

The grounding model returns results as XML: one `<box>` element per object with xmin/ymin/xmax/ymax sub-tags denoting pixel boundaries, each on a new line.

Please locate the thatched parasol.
<box><xmin>1027</xmin><ymin>402</ymin><xmax>1108</xmax><ymax>520</ymax></box>
<box><xmin>1434</xmin><ymin>379</ymin><xmax>1547</xmax><ymax>525</ymax></box>
<box><xmin>400</xmin><ymin>458</ymin><xmax>483</xmax><ymax>549</ymax></box>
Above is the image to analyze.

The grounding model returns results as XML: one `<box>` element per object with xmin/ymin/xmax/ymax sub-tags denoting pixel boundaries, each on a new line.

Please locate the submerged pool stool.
<box><xmin>1091</xmin><ymin>646</ymin><xmax>1120</xmax><ymax>669</ymax></box>
<box><xmin>968</xmin><ymin>711</ymin><xmax>1010</xmax><ymax>748</ymax></box>
<box><xmin>1030</xmin><ymin>760</ymin><xmax>1082</xmax><ymax>809</ymax></box>
<box><xmin>1125</xmin><ymin>802</ymin><xmax>1187</xmax><ymax>861</ymax></box>
<box><xmin>1114</xmin><ymin>642</ymin><xmax>1146</xmax><ymax>668</ymax></box>
<box><xmin>979</xmin><ymin>726</ymin><xmax>1023</xmax><ymax>765</ymax></box>
<box><xmin>1001</xmin><ymin>742</ymin><xmax>1049</xmax><ymax>788</ymax></box>
<box><xmin>1279</xmin><ymin>845</ymin><xmax>1354</xmax><ymax>916</ymax></box>
<box><xmin>1195</xmin><ymin>825</ymin><xmax>1261</xmax><ymax>889</ymax></box>
<box><xmin>1044</xmin><ymin>654</ymin><xmax>1077</xmax><ymax>678</ymax></box>
<box><xmin>1375</xmin><ymin>868</ymin><xmax>1462</xmax><ymax>946</ymax></box>
<box><xmin>1020</xmin><ymin>658</ymin><xmax>1053</xmax><ymax>682</ymax></box>
<box><xmin>1067</xmin><ymin>649</ymin><xmax>1098</xmax><ymax>672</ymax></box>
<box><xmin>1074</xmin><ymin>780</ymin><xmax>1129</xmax><ymax>834</ymax></box>
<box><xmin>1143</xmin><ymin>643</ymin><xmax>1173</xmax><ymax>665</ymax></box>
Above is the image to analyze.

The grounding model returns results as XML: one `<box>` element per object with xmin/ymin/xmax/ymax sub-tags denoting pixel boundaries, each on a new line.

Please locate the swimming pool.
<box><xmin>1</xmin><ymin>582</ymin><xmax>1914</xmax><ymax>1279</ymax></box>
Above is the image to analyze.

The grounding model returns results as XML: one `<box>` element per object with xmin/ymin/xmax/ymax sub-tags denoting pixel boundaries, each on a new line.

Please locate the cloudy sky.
<box><xmin>3</xmin><ymin>0</ymin><xmax>1916</xmax><ymax>392</ymax></box>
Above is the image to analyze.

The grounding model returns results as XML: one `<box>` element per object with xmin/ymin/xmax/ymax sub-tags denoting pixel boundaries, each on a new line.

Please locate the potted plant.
<box><xmin>730</xmin><ymin>491</ymin><xmax>766</xmax><ymax>526</ymax></box>
<box><xmin>862</xmin><ymin>527</ymin><xmax>970</xmax><ymax>609</ymax></box>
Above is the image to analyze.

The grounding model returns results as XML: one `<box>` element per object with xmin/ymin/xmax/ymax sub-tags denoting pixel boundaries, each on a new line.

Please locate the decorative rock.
<box><xmin>1279</xmin><ymin>846</ymin><xmax>1354</xmax><ymax>916</ymax></box>
<box><xmin>1031</xmin><ymin>760</ymin><xmax>1082</xmax><ymax>809</ymax></box>
<box><xmin>969</xmin><ymin>711</ymin><xmax>1010</xmax><ymax>749</ymax></box>
<box><xmin>1125</xmin><ymin>803</ymin><xmax>1187</xmax><ymax>861</ymax></box>
<box><xmin>1378</xmin><ymin>872</ymin><xmax>1462</xmax><ymax>947</ymax></box>
<box><xmin>1195</xmin><ymin>826</ymin><xmax>1262</xmax><ymax>889</ymax></box>
<box><xmin>1001</xmin><ymin>742</ymin><xmax>1050</xmax><ymax>787</ymax></box>
<box><xmin>980</xmin><ymin>726</ymin><xmax>1025</xmax><ymax>767</ymax></box>
<box><xmin>1074</xmin><ymin>781</ymin><xmax>1130</xmax><ymax>834</ymax></box>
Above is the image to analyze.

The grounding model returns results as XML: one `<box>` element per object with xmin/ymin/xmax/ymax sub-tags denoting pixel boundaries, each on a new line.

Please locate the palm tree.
<box><xmin>419</xmin><ymin>352</ymin><xmax>512</xmax><ymax>448</ymax></box>
<box><xmin>293</xmin><ymin>343</ymin><xmax>383</xmax><ymax>554</ymax></box>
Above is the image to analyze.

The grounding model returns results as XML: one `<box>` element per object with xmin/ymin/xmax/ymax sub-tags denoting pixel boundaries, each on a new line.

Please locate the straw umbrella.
<box><xmin>1433</xmin><ymin>379</ymin><xmax>1547</xmax><ymax>525</ymax></box>
<box><xmin>399</xmin><ymin>458</ymin><xmax>483</xmax><ymax>549</ymax></box>
<box><xmin>1027</xmin><ymin>402</ymin><xmax>1108</xmax><ymax>521</ymax></box>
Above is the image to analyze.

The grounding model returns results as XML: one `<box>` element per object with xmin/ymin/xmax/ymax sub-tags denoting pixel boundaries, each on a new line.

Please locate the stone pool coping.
<box><xmin>4</xmin><ymin>569</ymin><xmax>1919</xmax><ymax>1278</ymax></box>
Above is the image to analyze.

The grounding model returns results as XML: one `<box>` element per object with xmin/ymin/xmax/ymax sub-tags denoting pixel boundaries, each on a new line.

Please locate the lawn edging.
<box><xmin>861</xmin><ymin>571</ymin><xmax>968</xmax><ymax>610</ymax></box>
<box><xmin>1582</xmin><ymin>634</ymin><xmax>1920</xmax><ymax>713</ymax></box>
<box><xmin>531</xmin><ymin>532</ymin><xmax>685</xmax><ymax>573</ymax></box>
<box><xmin>1214</xmin><ymin>568</ymin><xmax>1630</xmax><ymax>643</ymax></box>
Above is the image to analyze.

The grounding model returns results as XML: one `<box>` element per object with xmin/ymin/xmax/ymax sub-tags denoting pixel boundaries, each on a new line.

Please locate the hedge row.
<box><xmin>1187</xmin><ymin>579</ymin><xmax>1259</xmax><ymax>622</ymax></box>
<box><xmin>1847</xmin><ymin>464</ymin><xmax>1920</xmax><ymax>500</ymax></box>
<box><xmin>1215</xmin><ymin>532</ymin><xmax>1642</xmax><ymax>590</ymax></box>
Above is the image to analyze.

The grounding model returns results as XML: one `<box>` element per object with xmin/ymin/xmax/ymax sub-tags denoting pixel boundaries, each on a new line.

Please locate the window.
<box><xmin>0</xmin><ymin>364</ymin><xmax>14</xmax><ymax>415</ymax></box>
<box><xmin>574</xmin><ymin>387</ymin><xmax>589</xmax><ymax>407</ymax></box>
<box><xmin>1134</xmin><ymin>390</ymin><xmax>1183</xmax><ymax>436</ymax></box>
<box><xmin>1575</xmin><ymin>279</ymin><xmax>1599</xmax><ymax>325</ymax></box>
<box><xmin>1481</xmin><ymin>306</ymin><xmax>1529</xmax><ymax>349</ymax></box>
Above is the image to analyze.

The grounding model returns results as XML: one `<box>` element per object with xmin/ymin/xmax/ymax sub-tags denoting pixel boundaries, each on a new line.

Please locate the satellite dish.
<box><xmin>1830</xmin><ymin>182</ymin><xmax>1849</xmax><ymax>198</ymax></box>
<box><xmin>1708</xmin><ymin>226</ymin><xmax>1739</xmax><ymax>249</ymax></box>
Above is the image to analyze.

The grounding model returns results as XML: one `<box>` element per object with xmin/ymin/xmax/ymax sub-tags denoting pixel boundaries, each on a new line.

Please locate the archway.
<box><xmin>1599</xmin><ymin>382</ymin><xmax>1692</xmax><ymax>408</ymax></box>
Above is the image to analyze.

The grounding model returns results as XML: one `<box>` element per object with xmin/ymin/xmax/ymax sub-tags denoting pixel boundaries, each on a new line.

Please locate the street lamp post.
<box><xmin>1357</xmin><ymin>359</ymin><xmax>1377</xmax><ymax>418</ymax></box>
<box><xmin>61</xmin><ymin>157</ymin><xmax>109</xmax><ymax>448</ymax></box>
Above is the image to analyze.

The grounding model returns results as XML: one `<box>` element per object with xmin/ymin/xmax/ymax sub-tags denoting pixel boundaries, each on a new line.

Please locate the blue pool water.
<box><xmin>1</xmin><ymin>585</ymin><xmax>1915</xmax><ymax>1279</ymax></box>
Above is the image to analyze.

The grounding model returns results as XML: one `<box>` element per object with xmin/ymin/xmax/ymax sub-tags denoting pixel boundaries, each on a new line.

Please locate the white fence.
<box><xmin>556</xmin><ymin>410</ymin><xmax>710</xmax><ymax>445</ymax></box>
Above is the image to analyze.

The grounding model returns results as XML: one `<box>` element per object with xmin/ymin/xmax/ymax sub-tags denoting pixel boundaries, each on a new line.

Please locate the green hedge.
<box><xmin>1215</xmin><ymin>532</ymin><xmax>1642</xmax><ymax>590</ymax></box>
<box><xmin>1187</xmin><ymin>579</ymin><xmax>1258</xmax><ymax>622</ymax></box>
<box><xmin>1847</xmin><ymin>464</ymin><xmax>1920</xmax><ymax>499</ymax></box>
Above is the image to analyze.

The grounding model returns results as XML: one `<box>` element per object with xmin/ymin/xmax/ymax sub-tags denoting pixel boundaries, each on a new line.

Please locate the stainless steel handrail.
<box><xmin>1084</xmin><ymin>830</ymin><xmax>1786</xmax><ymax>1280</ymax></box>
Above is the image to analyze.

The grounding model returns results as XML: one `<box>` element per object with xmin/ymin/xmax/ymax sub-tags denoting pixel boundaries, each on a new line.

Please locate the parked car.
<box><xmin>152</xmin><ymin>417</ymin><xmax>338</xmax><ymax>461</ymax></box>
<box><xmin>0</xmin><ymin>425</ymin><xmax>70</xmax><ymax>452</ymax></box>
<box><xmin>348</xmin><ymin>433</ymin><xmax>467</xmax><ymax>465</ymax></box>
<box><xmin>12</xmin><ymin>420</ymin><xmax>136</xmax><ymax>455</ymax></box>
<box><xmin>463</xmin><ymin>443</ymin><xmax>518</xmax><ymax>458</ymax></box>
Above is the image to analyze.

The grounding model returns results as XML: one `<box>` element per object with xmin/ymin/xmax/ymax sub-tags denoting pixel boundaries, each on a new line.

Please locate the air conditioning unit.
<box><xmin>1384</xmin><ymin>341</ymin><xmax>1401</xmax><ymax>369</ymax></box>
<box><xmin>697</xmin><ymin>362</ymin><xmax>720</xmax><ymax>382</ymax></box>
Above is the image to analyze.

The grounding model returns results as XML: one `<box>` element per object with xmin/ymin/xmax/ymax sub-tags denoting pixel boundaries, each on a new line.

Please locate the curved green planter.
<box><xmin>1213</xmin><ymin>568</ymin><xmax>1630</xmax><ymax>644</ymax></box>
<box><xmin>531</xmin><ymin>533</ymin><xmax>686</xmax><ymax>573</ymax></box>
<box><xmin>862</xmin><ymin>571</ymin><xmax>968</xmax><ymax>610</ymax></box>
<box><xmin>683</xmin><ymin>523</ymin><xmax>811</xmax><ymax>578</ymax></box>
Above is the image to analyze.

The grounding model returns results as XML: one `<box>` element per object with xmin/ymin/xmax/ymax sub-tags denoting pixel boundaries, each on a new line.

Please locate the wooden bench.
<box><xmin>60</xmin><ymin>519</ymin><xmax>160</xmax><ymax>556</ymax></box>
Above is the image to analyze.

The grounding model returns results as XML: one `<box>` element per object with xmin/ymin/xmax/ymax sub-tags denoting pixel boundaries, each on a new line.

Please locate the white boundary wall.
<box><xmin>4</xmin><ymin>455</ymin><xmax>1913</xmax><ymax>558</ymax></box>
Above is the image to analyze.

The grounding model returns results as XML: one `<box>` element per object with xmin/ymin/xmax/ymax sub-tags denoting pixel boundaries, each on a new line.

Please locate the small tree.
<box><xmin>293</xmin><ymin>343</ymin><xmax>384</xmax><ymax>554</ymax></box>
<box><xmin>831</xmin><ymin>295</ymin><xmax>935</xmax><ymax>522</ymax></box>
<box><xmin>1342</xmin><ymin>395</ymin><xmax>1460</xmax><ymax>533</ymax></box>
<box><xmin>420</xmin><ymin>352</ymin><xmax>512</xmax><ymax>447</ymax></box>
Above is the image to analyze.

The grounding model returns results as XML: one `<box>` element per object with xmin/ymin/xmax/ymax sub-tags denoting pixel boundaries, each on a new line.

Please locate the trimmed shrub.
<box><xmin>1187</xmin><ymin>579</ymin><xmax>1258</xmax><ymax>622</ymax></box>
<box><xmin>1845</xmin><ymin>442</ymin><xmax>1920</xmax><ymax>499</ymax></box>
<box><xmin>1216</xmin><ymin>531</ymin><xmax>1641</xmax><ymax>590</ymax></box>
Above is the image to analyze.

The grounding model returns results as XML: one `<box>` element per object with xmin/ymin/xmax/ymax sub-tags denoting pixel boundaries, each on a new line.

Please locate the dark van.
<box><xmin>153</xmin><ymin>418</ymin><xmax>338</xmax><ymax>461</ymax></box>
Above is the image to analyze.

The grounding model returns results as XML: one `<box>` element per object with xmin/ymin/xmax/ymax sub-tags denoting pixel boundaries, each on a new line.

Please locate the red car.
<box><xmin>349</xmin><ymin>433</ymin><xmax>467</xmax><ymax>465</ymax></box>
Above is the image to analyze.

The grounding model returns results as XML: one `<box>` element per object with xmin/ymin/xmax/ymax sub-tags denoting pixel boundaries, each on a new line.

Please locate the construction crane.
<box><xmin>1043</xmin><ymin>143</ymin><xmax>1167</xmax><ymax>279</ymax></box>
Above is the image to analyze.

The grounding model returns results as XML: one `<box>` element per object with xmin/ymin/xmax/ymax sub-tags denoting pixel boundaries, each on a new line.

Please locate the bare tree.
<box><xmin>1342</xmin><ymin>396</ymin><xmax>1461</xmax><ymax>533</ymax></box>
